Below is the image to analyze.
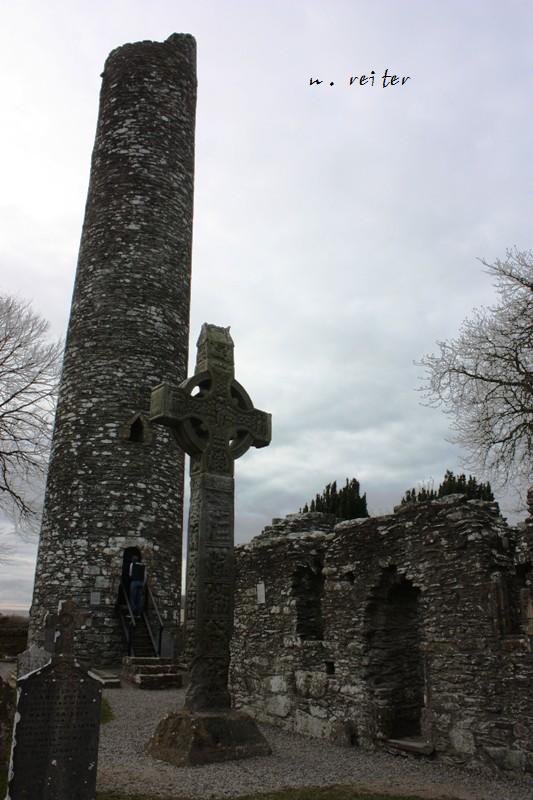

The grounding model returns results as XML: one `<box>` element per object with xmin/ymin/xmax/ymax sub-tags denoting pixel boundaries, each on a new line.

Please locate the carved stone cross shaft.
<box><xmin>150</xmin><ymin>324</ymin><xmax>271</xmax><ymax>710</ymax></box>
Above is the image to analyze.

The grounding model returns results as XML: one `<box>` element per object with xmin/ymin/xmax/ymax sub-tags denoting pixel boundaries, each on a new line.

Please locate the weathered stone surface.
<box><xmin>145</xmin><ymin>709</ymin><xmax>271</xmax><ymax>766</ymax></box>
<box><xmin>145</xmin><ymin>324</ymin><xmax>270</xmax><ymax>766</ymax></box>
<box><xmin>148</xmin><ymin>324</ymin><xmax>271</xmax><ymax>765</ymax></box>
<box><xmin>295</xmin><ymin>709</ymin><xmax>332</xmax><ymax>738</ymax></box>
<box><xmin>230</xmin><ymin>497</ymin><xmax>533</xmax><ymax>776</ymax></box>
<box><xmin>151</xmin><ymin>324</ymin><xmax>271</xmax><ymax>713</ymax></box>
<box><xmin>17</xmin><ymin>643</ymin><xmax>51</xmax><ymax>677</ymax></box>
<box><xmin>7</xmin><ymin>659</ymin><xmax>102</xmax><ymax>799</ymax></box>
<box><xmin>121</xmin><ymin>656</ymin><xmax>183</xmax><ymax>690</ymax></box>
<box><xmin>29</xmin><ymin>33</ymin><xmax>197</xmax><ymax>666</ymax></box>
<box><xmin>8</xmin><ymin>599</ymin><xmax>103</xmax><ymax>799</ymax></box>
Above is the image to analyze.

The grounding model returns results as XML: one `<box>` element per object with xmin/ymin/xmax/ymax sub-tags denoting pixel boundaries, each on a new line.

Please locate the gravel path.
<box><xmin>97</xmin><ymin>686</ymin><xmax>533</xmax><ymax>800</ymax></box>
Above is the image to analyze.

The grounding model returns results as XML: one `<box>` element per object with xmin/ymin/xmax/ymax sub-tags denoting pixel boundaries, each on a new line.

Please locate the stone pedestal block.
<box><xmin>146</xmin><ymin>709</ymin><xmax>271</xmax><ymax>766</ymax></box>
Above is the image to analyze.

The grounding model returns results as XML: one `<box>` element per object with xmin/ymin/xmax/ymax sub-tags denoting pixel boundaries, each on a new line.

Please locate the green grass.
<box><xmin>100</xmin><ymin>695</ymin><xmax>115</xmax><ymax>724</ymax></box>
<box><xmin>96</xmin><ymin>788</ymin><xmax>458</xmax><ymax>800</ymax></box>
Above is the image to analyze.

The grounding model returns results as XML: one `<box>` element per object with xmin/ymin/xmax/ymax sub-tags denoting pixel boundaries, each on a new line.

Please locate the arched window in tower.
<box><xmin>129</xmin><ymin>416</ymin><xmax>145</xmax><ymax>443</ymax></box>
<box><xmin>120</xmin><ymin>413</ymin><xmax>153</xmax><ymax>444</ymax></box>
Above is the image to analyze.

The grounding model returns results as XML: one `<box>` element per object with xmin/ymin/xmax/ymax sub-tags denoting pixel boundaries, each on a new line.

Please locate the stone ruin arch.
<box><xmin>363</xmin><ymin>565</ymin><xmax>425</xmax><ymax>742</ymax></box>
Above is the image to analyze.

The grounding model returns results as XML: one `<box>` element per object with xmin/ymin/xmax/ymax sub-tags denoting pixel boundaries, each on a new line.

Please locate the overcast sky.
<box><xmin>1</xmin><ymin>0</ymin><xmax>532</xmax><ymax>610</ymax></box>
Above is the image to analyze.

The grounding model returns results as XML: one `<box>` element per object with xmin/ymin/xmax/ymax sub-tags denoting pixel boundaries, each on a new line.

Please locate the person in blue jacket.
<box><xmin>129</xmin><ymin>554</ymin><xmax>147</xmax><ymax>617</ymax></box>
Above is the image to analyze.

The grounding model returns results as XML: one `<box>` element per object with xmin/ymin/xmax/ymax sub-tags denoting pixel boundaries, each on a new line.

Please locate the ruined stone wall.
<box><xmin>29</xmin><ymin>34</ymin><xmax>197</xmax><ymax>665</ymax></box>
<box><xmin>231</xmin><ymin>496</ymin><xmax>533</xmax><ymax>775</ymax></box>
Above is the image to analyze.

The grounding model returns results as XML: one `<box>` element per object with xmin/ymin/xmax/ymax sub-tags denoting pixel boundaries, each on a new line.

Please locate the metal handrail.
<box><xmin>145</xmin><ymin>583</ymin><xmax>164</xmax><ymax>656</ymax></box>
<box><xmin>146</xmin><ymin>583</ymin><xmax>163</xmax><ymax>628</ymax></box>
<box><xmin>120</xmin><ymin>579</ymin><xmax>136</xmax><ymax>625</ymax></box>
<box><xmin>117</xmin><ymin>580</ymin><xmax>136</xmax><ymax>656</ymax></box>
<box><xmin>142</xmin><ymin>609</ymin><xmax>159</xmax><ymax>655</ymax></box>
<box><xmin>117</xmin><ymin>579</ymin><xmax>165</xmax><ymax>658</ymax></box>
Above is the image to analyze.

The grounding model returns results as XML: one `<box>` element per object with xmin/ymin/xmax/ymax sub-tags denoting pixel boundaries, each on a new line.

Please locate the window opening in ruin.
<box><xmin>516</xmin><ymin>562</ymin><xmax>532</xmax><ymax>584</ymax></box>
<box><xmin>364</xmin><ymin>568</ymin><xmax>424</xmax><ymax>740</ymax></box>
<box><xmin>129</xmin><ymin>416</ymin><xmax>144</xmax><ymax>442</ymax></box>
<box><xmin>256</xmin><ymin>582</ymin><xmax>266</xmax><ymax>604</ymax></box>
<box><xmin>512</xmin><ymin>561</ymin><xmax>532</xmax><ymax>634</ymax></box>
<box><xmin>325</xmin><ymin>660</ymin><xmax>335</xmax><ymax>675</ymax></box>
<box><xmin>293</xmin><ymin>561</ymin><xmax>324</xmax><ymax>640</ymax></box>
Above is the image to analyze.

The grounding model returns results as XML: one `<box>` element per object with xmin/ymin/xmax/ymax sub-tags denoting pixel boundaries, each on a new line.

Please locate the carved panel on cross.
<box><xmin>205</xmin><ymin>498</ymin><xmax>233</xmax><ymax>544</ymax></box>
<box><xmin>205</xmin><ymin>550</ymin><xmax>234</xmax><ymax>581</ymax></box>
<box><xmin>199</xmin><ymin>617</ymin><xmax>231</xmax><ymax>651</ymax></box>
<box><xmin>187</xmin><ymin>483</ymin><xmax>202</xmax><ymax>552</ymax></box>
<box><xmin>204</xmin><ymin>582</ymin><xmax>234</xmax><ymax>618</ymax></box>
<box><xmin>206</xmin><ymin>433</ymin><xmax>233</xmax><ymax>475</ymax></box>
<box><xmin>185</xmin><ymin>590</ymin><xmax>197</xmax><ymax>624</ymax></box>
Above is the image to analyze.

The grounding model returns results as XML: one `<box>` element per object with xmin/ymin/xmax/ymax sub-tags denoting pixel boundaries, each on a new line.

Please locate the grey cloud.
<box><xmin>1</xmin><ymin>0</ymin><xmax>531</xmax><ymax>607</ymax></box>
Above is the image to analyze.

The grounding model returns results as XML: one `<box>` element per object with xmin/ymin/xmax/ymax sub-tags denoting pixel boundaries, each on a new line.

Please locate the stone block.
<box><xmin>503</xmin><ymin>749</ymin><xmax>525</xmax><ymax>771</ymax></box>
<box><xmin>295</xmin><ymin>670</ymin><xmax>328</xmax><ymax>699</ymax></box>
<box><xmin>145</xmin><ymin>709</ymin><xmax>271</xmax><ymax>766</ymax></box>
<box><xmin>17</xmin><ymin>644</ymin><xmax>51</xmax><ymax>677</ymax></box>
<box><xmin>266</xmin><ymin>674</ymin><xmax>288</xmax><ymax>693</ymax></box>
<box><xmin>329</xmin><ymin>719</ymin><xmax>357</xmax><ymax>747</ymax></box>
<box><xmin>309</xmin><ymin>703</ymin><xmax>328</xmax><ymax>719</ymax></box>
<box><xmin>484</xmin><ymin>746</ymin><xmax>511</xmax><ymax>770</ymax></box>
<box><xmin>339</xmin><ymin>683</ymin><xmax>359</xmax><ymax>697</ymax></box>
<box><xmin>524</xmin><ymin>751</ymin><xmax>533</xmax><ymax>775</ymax></box>
<box><xmin>265</xmin><ymin>694</ymin><xmax>292</xmax><ymax>717</ymax></box>
<box><xmin>294</xmin><ymin>709</ymin><xmax>331</xmax><ymax>739</ymax></box>
<box><xmin>449</xmin><ymin>721</ymin><xmax>475</xmax><ymax>754</ymax></box>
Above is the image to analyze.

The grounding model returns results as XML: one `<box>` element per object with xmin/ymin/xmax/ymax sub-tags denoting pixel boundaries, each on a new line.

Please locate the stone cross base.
<box><xmin>145</xmin><ymin>709</ymin><xmax>271</xmax><ymax>766</ymax></box>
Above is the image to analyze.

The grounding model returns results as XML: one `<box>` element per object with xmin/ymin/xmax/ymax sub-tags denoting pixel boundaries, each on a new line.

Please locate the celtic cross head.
<box><xmin>150</xmin><ymin>324</ymin><xmax>271</xmax><ymax>475</ymax></box>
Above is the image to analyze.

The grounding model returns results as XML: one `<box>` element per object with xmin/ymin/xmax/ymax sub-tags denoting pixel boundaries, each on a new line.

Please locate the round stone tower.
<box><xmin>28</xmin><ymin>34</ymin><xmax>197</xmax><ymax>665</ymax></box>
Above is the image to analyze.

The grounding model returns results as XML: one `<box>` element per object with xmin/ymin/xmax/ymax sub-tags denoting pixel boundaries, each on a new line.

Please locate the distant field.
<box><xmin>0</xmin><ymin>610</ymin><xmax>29</xmax><ymax>618</ymax></box>
<box><xmin>0</xmin><ymin>614</ymin><xmax>29</xmax><ymax>658</ymax></box>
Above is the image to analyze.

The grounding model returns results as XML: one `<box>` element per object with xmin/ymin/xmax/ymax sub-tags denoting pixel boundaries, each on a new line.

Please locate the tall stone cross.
<box><xmin>150</xmin><ymin>323</ymin><xmax>271</xmax><ymax>711</ymax></box>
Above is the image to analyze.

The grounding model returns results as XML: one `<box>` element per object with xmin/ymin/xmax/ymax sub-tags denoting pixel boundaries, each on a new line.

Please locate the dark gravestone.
<box><xmin>146</xmin><ymin>324</ymin><xmax>272</xmax><ymax>765</ymax></box>
<box><xmin>7</xmin><ymin>599</ymin><xmax>102</xmax><ymax>800</ymax></box>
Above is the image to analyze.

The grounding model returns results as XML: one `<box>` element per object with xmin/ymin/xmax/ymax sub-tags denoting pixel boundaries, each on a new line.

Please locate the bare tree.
<box><xmin>0</xmin><ymin>296</ymin><xmax>62</xmax><ymax>517</ymax></box>
<box><xmin>419</xmin><ymin>248</ymin><xmax>533</xmax><ymax>487</ymax></box>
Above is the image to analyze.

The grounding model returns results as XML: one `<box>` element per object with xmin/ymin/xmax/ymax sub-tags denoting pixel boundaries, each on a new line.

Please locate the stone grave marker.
<box><xmin>16</xmin><ymin>643</ymin><xmax>51</xmax><ymax>678</ymax></box>
<box><xmin>7</xmin><ymin>598</ymin><xmax>102</xmax><ymax>800</ymax></box>
<box><xmin>146</xmin><ymin>323</ymin><xmax>272</xmax><ymax>765</ymax></box>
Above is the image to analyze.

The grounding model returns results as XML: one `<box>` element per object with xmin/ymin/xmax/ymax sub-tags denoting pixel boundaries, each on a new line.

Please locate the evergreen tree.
<box><xmin>400</xmin><ymin>470</ymin><xmax>494</xmax><ymax>505</ymax></box>
<box><xmin>299</xmin><ymin>477</ymin><xmax>369</xmax><ymax>519</ymax></box>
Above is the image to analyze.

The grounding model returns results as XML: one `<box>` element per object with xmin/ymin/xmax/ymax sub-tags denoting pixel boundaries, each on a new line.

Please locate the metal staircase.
<box><xmin>116</xmin><ymin>579</ymin><xmax>163</xmax><ymax>658</ymax></box>
<box><xmin>116</xmin><ymin>580</ymin><xmax>183</xmax><ymax>690</ymax></box>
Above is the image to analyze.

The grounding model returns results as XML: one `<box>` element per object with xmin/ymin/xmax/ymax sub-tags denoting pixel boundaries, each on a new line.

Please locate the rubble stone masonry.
<box><xmin>29</xmin><ymin>35</ymin><xmax>197</xmax><ymax>665</ymax></box>
<box><xmin>231</xmin><ymin>495</ymin><xmax>533</xmax><ymax>775</ymax></box>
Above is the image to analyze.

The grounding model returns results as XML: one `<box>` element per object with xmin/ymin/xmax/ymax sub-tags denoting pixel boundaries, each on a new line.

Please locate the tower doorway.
<box><xmin>121</xmin><ymin>546</ymin><xmax>142</xmax><ymax>592</ymax></box>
